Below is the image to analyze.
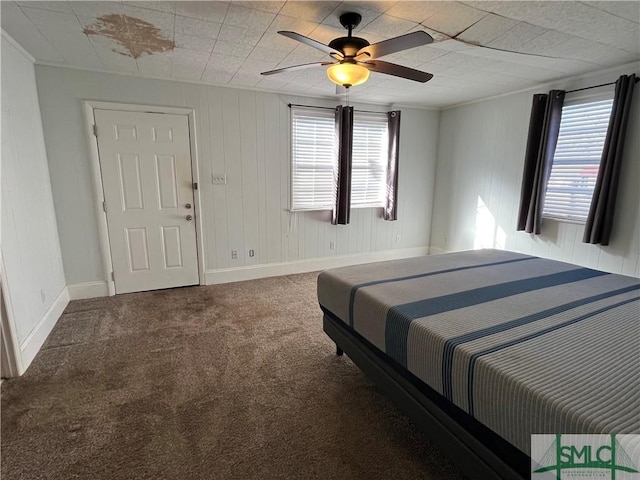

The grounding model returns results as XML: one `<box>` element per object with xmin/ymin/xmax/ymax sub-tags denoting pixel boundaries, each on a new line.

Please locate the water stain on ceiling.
<box><xmin>83</xmin><ymin>14</ymin><xmax>175</xmax><ymax>59</ymax></box>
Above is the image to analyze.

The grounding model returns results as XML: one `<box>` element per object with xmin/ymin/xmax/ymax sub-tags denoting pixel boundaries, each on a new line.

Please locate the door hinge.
<box><xmin>110</xmin><ymin>271</ymin><xmax>115</xmax><ymax>281</ymax></box>
<box><xmin>102</xmin><ymin>201</ymin><xmax>107</xmax><ymax>212</ymax></box>
<box><xmin>93</xmin><ymin>124</ymin><xmax>98</xmax><ymax>137</ymax></box>
<box><xmin>193</xmin><ymin>182</ymin><xmax>198</xmax><ymax>190</ymax></box>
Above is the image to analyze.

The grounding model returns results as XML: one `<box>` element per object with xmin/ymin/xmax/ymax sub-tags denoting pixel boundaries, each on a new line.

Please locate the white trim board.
<box><xmin>444</xmin><ymin>61</ymin><xmax>640</xmax><ymax>110</ymax></box>
<box><xmin>1</xmin><ymin>29</ymin><xmax>36</xmax><ymax>63</ymax></box>
<box><xmin>1</xmin><ymin>253</ymin><xmax>23</xmax><ymax>377</ymax></box>
<box><xmin>1</xmin><ymin>288</ymin><xmax>22</xmax><ymax>377</ymax></box>
<box><xmin>205</xmin><ymin>247</ymin><xmax>430</xmax><ymax>285</ymax></box>
<box><xmin>427</xmin><ymin>246</ymin><xmax>454</xmax><ymax>256</ymax></box>
<box><xmin>35</xmin><ymin>57</ymin><xmax>637</xmax><ymax>112</ymax></box>
<box><xmin>68</xmin><ymin>281</ymin><xmax>109</xmax><ymax>300</ymax></box>
<box><xmin>65</xmin><ymin>248</ymin><xmax>430</xmax><ymax>297</ymax></box>
<box><xmin>19</xmin><ymin>287</ymin><xmax>69</xmax><ymax>373</ymax></box>
<box><xmin>35</xmin><ymin>62</ymin><xmax>413</xmax><ymax>111</ymax></box>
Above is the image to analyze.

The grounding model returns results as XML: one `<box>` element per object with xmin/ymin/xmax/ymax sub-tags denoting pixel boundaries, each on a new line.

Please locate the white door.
<box><xmin>95</xmin><ymin>109</ymin><xmax>199</xmax><ymax>294</ymax></box>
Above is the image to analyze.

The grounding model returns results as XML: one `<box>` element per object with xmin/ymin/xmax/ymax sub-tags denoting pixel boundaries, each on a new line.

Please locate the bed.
<box><xmin>317</xmin><ymin>249</ymin><xmax>640</xmax><ymax>479</ymax></box>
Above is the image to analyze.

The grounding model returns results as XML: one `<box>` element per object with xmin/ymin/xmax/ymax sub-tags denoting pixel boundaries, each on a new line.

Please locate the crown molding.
<box><xmin>1</xmin><ymin>29</ymin><xmax>36</xmax><ymax>63</ymax></box>
<box><xmin>444</xmin><ymin>61</ymin><xmax>640</xmax><ymax>110</ymax></box>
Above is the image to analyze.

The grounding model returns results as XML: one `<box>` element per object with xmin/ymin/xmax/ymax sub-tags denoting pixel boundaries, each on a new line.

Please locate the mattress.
<box><xmin>317</xmin><ymin>249</ymin><xmax>640</xmax><ymax>454</ymax></box>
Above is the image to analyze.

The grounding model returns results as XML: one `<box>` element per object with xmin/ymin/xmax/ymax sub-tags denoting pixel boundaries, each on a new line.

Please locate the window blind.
<box><xmin>543</xmin><ymin>98</ymin><xmax>613</xmax><ymax>223</ymax></box>
<box><xmin>352</xmin><ymin>112</ymin><xmax>388</xmax><ymax>208</ymax></box>
<box><xmin>291</xmin><ymin>107</ymin><xmax>336</xmax><ymax>211</ymax></box>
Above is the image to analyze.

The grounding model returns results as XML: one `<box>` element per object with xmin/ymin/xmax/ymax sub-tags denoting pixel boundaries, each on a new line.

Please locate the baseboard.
<box><xmin>66</xmin><ymin>249</ymin><xmax>431</xmax><ymax>292</ymax></box>
<box><xmin>205</xmin><ymin>247</ymin><xmax>430</xmax><ymax>285</ymax></box>
<box><xmin>19</xmin><ymin>286</ymin><xmax>69</xmax><ymax>372</ymax></box>
<box><xmin>67</xmin><ymin>281</ymin><xmax>109</xmax><ymax>300</ymax></box>
<box><xmin>428</xmin><ymin>246</ymin><xmax>453</xmax><ymax>255</ymax></box>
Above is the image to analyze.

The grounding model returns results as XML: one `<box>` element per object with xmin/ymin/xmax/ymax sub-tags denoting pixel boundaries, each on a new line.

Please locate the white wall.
<box><xmin>34</xmin><ymin>66</ymin><xmax>440</xmax><ymax>287</ymax></box>
<box><xmin>430</xmin><ymin>63</ymin><xmax>640</xmax><ymax>277</ymax></box>
<box><xmin>1</xmin><ymin>33</ymin><xmax>68</xmax><ymax>373</ymax></box>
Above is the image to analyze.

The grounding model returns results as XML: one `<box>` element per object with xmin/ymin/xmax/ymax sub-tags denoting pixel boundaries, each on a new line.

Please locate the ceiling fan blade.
<box><xmin>278</xmin><ymin>31</ymin><xmax>343</xmax><ymax>58</ymax></box>
<box><xmin>261</xmin><ymin>62</ymin><xmax>335</xmax><ymax>76</ymax></box>
<box><xmin>355</xmin><ymin>31</ymin><xmax>433</xmax><ymax>61</ymax></box>
<box><xmin>362</xmin><ymin>60</ymin><xmax>433</xmax><ymax>83</ymax></box>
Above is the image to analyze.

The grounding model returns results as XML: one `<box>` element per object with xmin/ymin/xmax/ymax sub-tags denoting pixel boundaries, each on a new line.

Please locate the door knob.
<box><xmin>185</xmin><ymin>203</ymin><xmax>192</xmax><ymax>209</ymax></box>
<box><xmin>186</xmin><ymin>215</ymin><xmax>193</xmax><ymax>221</ymax></box>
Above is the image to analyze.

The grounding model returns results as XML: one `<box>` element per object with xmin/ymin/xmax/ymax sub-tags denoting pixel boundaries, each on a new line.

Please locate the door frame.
<box><xmin>1</xmin><ymin>250</ymin><xmax>23</xmax><ymax>377</ymax></box>
<box><xmin>83</xmin><ymin>101</ymin><xmax>206</xmax><ymax>295</ymax></box>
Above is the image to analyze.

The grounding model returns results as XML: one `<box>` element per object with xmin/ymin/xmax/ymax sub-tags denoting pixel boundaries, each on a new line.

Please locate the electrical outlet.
<box><xmin>231</xmin><ymin>249</ymin><xmax>238</xmax><ymax>259</ymax></box>
<box><xmin>395</xmin><ymin>235</ymin><xmax>401</xmax><ymax>243</ymax></box>
<box><xmin>329</xmin><ymin>241</ymin><xmax>335</xmax><ymax>250</ymax></box>
<box><xmin>249</xmin><ymin>249</ymin><xmax>255</xmax><ymax>257</ymax></box>
<box><xmin>212</xmin><ymin>174</ymin><xmax>227</xmax><ymax>185</ymax></box>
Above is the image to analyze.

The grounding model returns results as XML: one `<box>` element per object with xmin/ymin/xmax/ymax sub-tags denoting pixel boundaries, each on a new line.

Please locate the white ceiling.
<box><xmin>2</xmin><ymin>1</ymin><xmax>639</xmax><ymax>108</ymax></box>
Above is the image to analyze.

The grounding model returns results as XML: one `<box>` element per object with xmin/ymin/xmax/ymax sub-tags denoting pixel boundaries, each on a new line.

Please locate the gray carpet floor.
<box><xmin>1</xmin><ymin>272</ymin><xmax>465</xmax><ymax>480</ymax></box>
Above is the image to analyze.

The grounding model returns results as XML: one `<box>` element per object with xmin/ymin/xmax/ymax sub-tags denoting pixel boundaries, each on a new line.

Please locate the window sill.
<box><xmin>352</xmin><ymin>205</ymin><xmax>384</xmax><ymax>210</ymax></box>
<box><xmin>290</xmin><ymin>207</ymin><xmax>333</xmax><ymax>213</ymax></box>
<box><xmin>543</xmin><ymin>216</ymin><xmax>587</xmax><ymax>226</ymax></box>
<box><xmin>290</xmin><ymin>205</ymin><xmax>384</xmax><ymax>212</ymax></box>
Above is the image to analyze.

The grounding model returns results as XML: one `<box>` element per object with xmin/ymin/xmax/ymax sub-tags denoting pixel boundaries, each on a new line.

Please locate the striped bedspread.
<box><xmin>317</xmin><ymin>249</ymin><xmax>640</xmax><ymax>454</ymax></box>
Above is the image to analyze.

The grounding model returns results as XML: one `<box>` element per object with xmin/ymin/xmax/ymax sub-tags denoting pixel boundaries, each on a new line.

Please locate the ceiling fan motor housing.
<box><xmin>329</xmin><ymin>36</ymin><xmax>370</xmax><ymax>58</ymax></box>
<box><xmin>331</xmin><ymin>12</ymin><xmax>369</xmax><ymax>58</ymax></box>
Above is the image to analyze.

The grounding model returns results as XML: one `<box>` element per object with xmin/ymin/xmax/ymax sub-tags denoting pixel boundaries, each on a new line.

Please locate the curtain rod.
<box><xmin>566</xmin><ymin>76</ymin><xmax>639</xmax><ymax>94</ymax></box>
<box><xmin>287</xmin><ymin>103</ymin><xmax>388</xmax><ymax>115</ymax></box>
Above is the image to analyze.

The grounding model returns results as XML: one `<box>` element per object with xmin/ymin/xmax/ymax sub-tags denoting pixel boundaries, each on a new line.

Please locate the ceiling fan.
<box><xmin>261</xmin><ymin>12</ymin><xmax>434</xmax><ymax>88</ymax></box>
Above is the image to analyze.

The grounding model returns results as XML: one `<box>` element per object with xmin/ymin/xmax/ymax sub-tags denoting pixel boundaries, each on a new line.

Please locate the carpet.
<box><xmin>1</xmin><ymin>272</ymin><xmax>465</xmax><ymax>480</ymax></box>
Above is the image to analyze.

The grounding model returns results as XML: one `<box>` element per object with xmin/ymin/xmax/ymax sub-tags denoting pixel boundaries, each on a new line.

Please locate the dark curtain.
<box><xmin>384</xmin><ymin>111</ymin><xmax>401</xmax><ymax>221</ymax></box>
<box><xmin>516</xmin><ymin>90</ymin><xmax>565</xmax><ymax>234</ymax></box>
<box><xmin>332</xmin><ymin>105</ymin><xmax>353</xmax><ymax>225</ymax></box>
<box><xmin>583</xmin><ymin>74</ymin><xmax>637</xmax><ymax>245</ymax></box>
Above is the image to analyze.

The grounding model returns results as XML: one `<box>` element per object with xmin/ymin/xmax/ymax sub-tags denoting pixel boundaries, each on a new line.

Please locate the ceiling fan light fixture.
<box><xmin>327</xmin><ymin>62</ymin><xmax>369</xmax><ymax>88</ymax></box>
<box><xmin>261</xmin><ymin>12</ymin><xmax>434</xmax><ymax>86</ymax></box>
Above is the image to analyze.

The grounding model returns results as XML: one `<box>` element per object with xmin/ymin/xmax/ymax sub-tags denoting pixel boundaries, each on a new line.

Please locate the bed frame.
<box><xmin>322</xmin><ymin>310</ymin><xmax>530</xmax><ymax>480</ymax></box>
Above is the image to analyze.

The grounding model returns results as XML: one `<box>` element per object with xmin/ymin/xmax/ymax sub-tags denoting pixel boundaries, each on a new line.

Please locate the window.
<box><xmin>352</xmin><ymin>112</ymin><xmax>389</xmax><ymax>208</ymax></box>
<box><xmin>543</xmin><ymin>96</ymin><xmax>613</xmax><ymax>223</ymax></box>
<box><xmin>290</xmin><ymin>107</ymin><xmax>388</xmax><ymax>211</ymax></box>
<box><xmin>291</xmin><ymin>107</ymin><xmax>336</xmax><ymax>211</ymax></box>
